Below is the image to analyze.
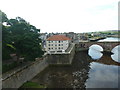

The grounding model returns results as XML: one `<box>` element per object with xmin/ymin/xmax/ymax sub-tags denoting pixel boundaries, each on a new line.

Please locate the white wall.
<box><xmin>46</xmin><ymin>40</ymin><xmax>70</xmax><ymax>52</ymax></box>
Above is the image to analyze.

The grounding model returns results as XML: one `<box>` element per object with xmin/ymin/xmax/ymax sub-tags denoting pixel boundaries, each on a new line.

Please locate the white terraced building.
<box><xmin>45</xmin><ymin>35</ymin><xmax>71</xmax><ymax>52</ymax></box>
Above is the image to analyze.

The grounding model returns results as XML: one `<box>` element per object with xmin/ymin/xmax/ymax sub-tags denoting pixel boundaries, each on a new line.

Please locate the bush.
<box><xmin>2</xmin><ymin>49</ymin><xmax>12</xmax><ymax>60</ymax></box>
<box><xmin>2</xmin><ymin>61</ymin><xmax>19</xmax><ymax>73</ymax></box>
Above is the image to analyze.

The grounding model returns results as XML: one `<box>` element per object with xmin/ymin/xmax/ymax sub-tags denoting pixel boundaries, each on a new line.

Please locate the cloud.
<box><xmin>86</xmin><ymin>62</ymin><xmax>119</xmax><ymax>88</ymax></box>
<box><xmin>0</xmin><ymin>0</ymin><xmax>119</xmax><ymax>33</ymax></box>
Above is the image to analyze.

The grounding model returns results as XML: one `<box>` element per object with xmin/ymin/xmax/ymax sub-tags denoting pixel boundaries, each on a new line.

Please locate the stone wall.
<box><xmin>2</xmin><ymin>42</ymin><xmax>119</xmax><ymax>88</ymax></box>
<box><xmin>47</xmin><ymin>43</ymin><xmax>75</xmax><ymax>65</ymax></box>
<box><xmin>2</xmin><ymin>44</ymin><xmax>76</xmax><ymax>88</ymax></box>
<box><xmin>2</xmin><ymin>55</ymin><xmax>48</xmax><ymax>88</ymax></box>
<box><xmin>75</xmin><ymin>42</ymin><xmax>119</xmax><ymax>52</ymax></box>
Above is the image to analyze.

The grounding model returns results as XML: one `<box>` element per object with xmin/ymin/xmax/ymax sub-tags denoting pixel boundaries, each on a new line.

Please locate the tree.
<box><xmin>2</xmin><ymin>11</ymin><xmax>44</xmax><ymax>61</ymax></box>
<box><xmin>1</xmin><ymin>11</ymin><xmax>15</xmax><ymax>60</ymax></box>
<box><xmin>9</xmin><ymin>17</ymin><xmax>44</xmax><ymax>61</ymax></box>
<box><xmin>0</xmin><ymin>10</ymin><xmax>8</xmax><ymax>23</ymax></box>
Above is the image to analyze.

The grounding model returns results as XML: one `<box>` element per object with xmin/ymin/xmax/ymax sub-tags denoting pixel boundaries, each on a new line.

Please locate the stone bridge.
<box><xmin>75</xmin><ymin>42</ymin><xmax>120</xmax><ymax>52</ymax></box>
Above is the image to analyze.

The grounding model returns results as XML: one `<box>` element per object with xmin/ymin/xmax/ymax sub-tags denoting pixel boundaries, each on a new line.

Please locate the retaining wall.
<box><xmin>47</xmin><ymin>43</ymin><xmax>75</xmax><ymax>65</ymax></box>
<box><xmin>2</xmin><ymin>44</ymin><xmax>76</xmax><ymax>88</ymax></box>
<box><xmin>2</xmin><ymin>55</ymin><xmax>48</xmax><ymax>88</ymax></box>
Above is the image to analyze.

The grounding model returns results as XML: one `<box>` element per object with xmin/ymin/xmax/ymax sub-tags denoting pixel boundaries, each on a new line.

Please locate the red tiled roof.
<box><xmin>47</xmin><ymin>35</ymin><xmax>71</xmax><ymax>41</ymax></box>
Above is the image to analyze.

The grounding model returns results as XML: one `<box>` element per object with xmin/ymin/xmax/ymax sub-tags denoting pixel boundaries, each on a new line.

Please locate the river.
<box><xmin>98</xmin><ymin>37</ymin><xmax>120</xmax><ymax>42</ymax></box>
<box><xmin>30</xmin><ymin>38</ymin><xmax>120</xmax><ymax>88</ymax></box>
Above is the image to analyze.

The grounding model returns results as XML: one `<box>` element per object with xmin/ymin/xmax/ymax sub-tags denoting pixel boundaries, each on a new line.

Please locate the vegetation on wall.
<box><xmin>1</xmin><ymin>10</ymin><xmax>44</xmax><ymax>72</ymax></box>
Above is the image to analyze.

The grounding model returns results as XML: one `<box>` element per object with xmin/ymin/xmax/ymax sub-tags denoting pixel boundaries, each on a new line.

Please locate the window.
<box><xmin>49</xmin><ymin>44</ymin><xmax>50</xmax><ymax>46</ymax></box>
<box><xmin>49</xmin><ymin>48</ymin><xmax>50</xmax><ymax>50</ymax></box>
<box><xmin>59</xmin><ymin>41</ymin><xmax>60</xmax><ymax>43</ymax></box>
<box><xmin>59</xmin><ymin>47</ymin><xmax>60</xmax><ymax>49</ymax></box>
<box><xmin>59</xmin><ymin>44</ymin><xmax>60</xmax><ymax>46</ymax></box>
<box><xmin>55</xmin><ymin>44</ymin><xmax>57</xmax><ymax>46</ymax></box>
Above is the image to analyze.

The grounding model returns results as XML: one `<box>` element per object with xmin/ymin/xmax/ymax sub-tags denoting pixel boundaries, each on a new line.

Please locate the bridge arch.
<box><xmin>76</xmin><ymin>42</ymin><xmax>120</xmax><ymax>52</ymax></box>
<box><xmin>111</xmin><ymin>45</ymin><xmax>120</xmax><ymax>62</ymax></box>
<box><xmin>111</xmin><ymin>45</ymin><xmax>120</xmax><ymax>53</ymax></box>
<box><xmin>89</xmin><ymin>44</ymin><xmax>103</xmax><ymax>51</ymax></box>
<box><xmin>88</xmin><ymin>44</ymin><xmax>103</xmax><ymax>60</ymax></box>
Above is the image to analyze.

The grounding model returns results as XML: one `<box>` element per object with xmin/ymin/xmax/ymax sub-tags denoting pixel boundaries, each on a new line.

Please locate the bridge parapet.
<box><xmin>75</xmin><ymin>42</ymin><xmax>120</xmax><ymax>52</ymax></box>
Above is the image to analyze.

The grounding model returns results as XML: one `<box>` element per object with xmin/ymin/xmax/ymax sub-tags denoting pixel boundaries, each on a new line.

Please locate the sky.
<box><xmin>0</xmin><ymin>0</ymin><xmax>119</xmax><ymax>33</ymax></box>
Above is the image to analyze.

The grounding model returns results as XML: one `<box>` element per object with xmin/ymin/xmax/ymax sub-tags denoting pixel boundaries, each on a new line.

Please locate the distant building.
<box><xmin>46</xmin><ymin>35</ymin><xmax>71</xmax><ymax>52</ymax></box>
<box><xmin>79</xmin><ymin>33</ymin><xmax>88</xmax><ymax>40</ymax></box>
<box><xmin>65</xmin><ymin>32</ymin><xmax>76</xmax><ymax>42</ymax></box>
<box><xmin>39</xmin><ymin>33</ymin><xmax>48</xmax><ymax>51</ymax></box>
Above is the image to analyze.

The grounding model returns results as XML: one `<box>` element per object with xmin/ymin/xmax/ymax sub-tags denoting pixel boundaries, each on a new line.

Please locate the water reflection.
<box><xmin>88</xmin><ymin>49</ymin><xmax>103</xmax><ymax>60</ymax></box>
<box><xmin>31</xmin><ymin>51</ymin><xmax>120</xmax><ymax>88</ymax></box>
<box><xmin>111</xmin><ymin>45</ymin><xmax>120</xmax><ymax>62</ymax></box>
<box><xmin>111</xmin><ymin>54</ymin><xmax>120</xmax><ymax>63</ymax></box>
<box><xmin>87</xmin><ymin>50</ymin><xmax>120</xmax><ymax>88</ymax></box>
<box><xmin>88</xmin><ymin>44</ymin><xmax>103</xmax><ymax>60</ymax></box>
<box><xmin>88</xmin><ymin>44</ymin><xmax>120</xmax><ymax>63</ymax></box>
<box><xmin>31</xmin><ymin>51</ymin><xmax>91</xmax><ymax>88</ymax></box>
<box><xmin>98</xmin><ymin>37</ymin><xmax>120</xmax><ymax>42</ymax></box>
<box><xmin>86</xmin><ymin>62</ymin><xmax>119</xmax><ymax>88</ymax></box>
<box><xmin>89</xmin><ymin>51</ymin><xmax>120</xmax><ymax>66</ymax></box>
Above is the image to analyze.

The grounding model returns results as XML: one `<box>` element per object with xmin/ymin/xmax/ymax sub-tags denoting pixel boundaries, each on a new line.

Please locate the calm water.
<box><xmin>31</xmin><ymin>51</ymin><xmax>120</xmax><ymax>88</ymax></box>
<box><xmin>31</xmin><ymin>37</ymin><xmax>120</xmax><ymax>88</ymax></box>
<box><xmin>98</xmin><ymin>37</ymin><xmax>120</xmax><ymax>42</ymax></box>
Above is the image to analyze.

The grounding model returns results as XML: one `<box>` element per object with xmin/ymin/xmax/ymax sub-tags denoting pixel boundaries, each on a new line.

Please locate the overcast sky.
<box><xmin>0</xmin><ymin>0</ymin><xmax>119</xmax><ymax>33</ymax></box>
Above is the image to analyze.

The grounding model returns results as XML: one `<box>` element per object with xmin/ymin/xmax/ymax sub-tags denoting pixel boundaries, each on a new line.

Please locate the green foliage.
<box><xmin>0</xmin><ymin>10</ymin><xmax>8</xmax><ymax>23</ymax></box>
<box><xmin>20</xmin><ymin>81</ymin><xmax>46</xmax><ymax>88</ymax></box>
<box><xmin>2</xmin><ymin>61</ymin><xmax>19</xmax><ymax>73</ymax></box>
<box><xmin>99</xmin><ymin>30</ymin><xmax>119</xmax><ymax>35</ymax></box>
<box><xmin>6</xmin><ymin>44</ymin><xmax>16</xmax><ymax>50</ymax></box>
<box><xmin>2</xmin><ymin>49</ymin><xmax>12</xmax><ymax>60</ymax></box>
<box><xmin>2</xmin><ymin>11</ymin><xmax>44</xmax><ymax>62</ymax></box>
<box><xmin>2</xmin><ymin>19</ymin><xmax>16</xmax><ymax>60</ymax></box>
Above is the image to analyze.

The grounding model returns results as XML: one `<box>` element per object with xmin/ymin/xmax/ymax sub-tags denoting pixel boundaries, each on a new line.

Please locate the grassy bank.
<box><xmin>20</xmin><ymin>81</ymin><xmax>46</xmax><ymax>88</ymax></box>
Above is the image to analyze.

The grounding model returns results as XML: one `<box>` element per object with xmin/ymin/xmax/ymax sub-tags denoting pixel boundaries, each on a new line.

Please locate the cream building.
<box><xmin>46</xmin><ymin>35</ymin><xmax>71</xmax><ymax>52</ymax></box>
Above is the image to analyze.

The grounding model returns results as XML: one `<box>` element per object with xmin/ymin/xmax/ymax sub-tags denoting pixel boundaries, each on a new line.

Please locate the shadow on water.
<box><xmin>91</xmin><ymin>52</ymin><xmax>120</xmax><ymax>66</ymax></box>
<box><xmin>31</xmin><ymin>50</ymin><xmax>120</xmax><ymax>88</ymax></box>
<box><xmin>86</xmin><ymin>50</ymin><xmax>120</xmax><ymax>88</ymax></box>
<box><xmin>31</xmin><ymin>51</ymin><xmax>91</xmax><ymax>89</ymax></box>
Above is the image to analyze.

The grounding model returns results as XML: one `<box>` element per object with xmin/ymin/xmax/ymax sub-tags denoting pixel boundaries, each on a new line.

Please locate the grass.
<box><xmin>20</xmin><ymin>81</ymin><xmax>46</xmax><ymax>88</ymax></box>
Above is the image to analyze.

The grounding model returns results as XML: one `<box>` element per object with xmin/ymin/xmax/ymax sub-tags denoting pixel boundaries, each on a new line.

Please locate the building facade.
<box><xmin>46</xmin><ymin>35</ymin><xmax>71</xmax><ymax>52</ymax></box>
